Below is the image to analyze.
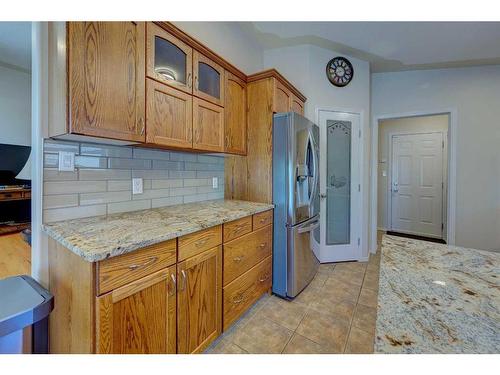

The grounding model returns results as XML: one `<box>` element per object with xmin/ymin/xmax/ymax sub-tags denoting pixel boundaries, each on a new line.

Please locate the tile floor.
<box><xmin>207</xmin><ymin>243</ymin><xmax>382</xmax><ymax>354</ymax></box>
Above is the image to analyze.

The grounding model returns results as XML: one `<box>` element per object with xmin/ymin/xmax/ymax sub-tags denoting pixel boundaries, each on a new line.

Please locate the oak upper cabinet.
<box><xmin>193</xmin><ymin>51</ymin><xmax>225</xmax><ymax>107</ymax></box>
<box><xmin>146</xmin><ymin>22</ymin><xmax>193</xmax><ymax>94</ymax></box>
<box><xmin>272</xmin><ymin>79</ymin><xmax>292</xmax><ymax>113</ymax></box>
<box><xmin>146</xmin><ymin>79</ymin><xmax>193</xmax><ymax>148</ymax></box>
<box><xmin>177</xmin><ymin>246</ymin><xmax>222</xmax><ymax>354</ymax></box>
<box><xmin>224</xmin><ymin>71</ymin><xmax>247</xmax><ymax>155</ymax></box>
<box><xmin>192</xmin><ymin>98</ymin><xmax>224</xmax><ymax>152</ymax></box>
<box><xmin>291</xmin><ymin>94</ymin><xmax>305</xmax><ymax>115</ymax></box>
<box><xmin>96</xmin><ymin>266</ymin><xmax>177</xmax><ymax>354</ymax></box>
<box><xmin>67</xmin><ymin>22</ymin><xmax>146</xmax><ymax>142</ymax></box>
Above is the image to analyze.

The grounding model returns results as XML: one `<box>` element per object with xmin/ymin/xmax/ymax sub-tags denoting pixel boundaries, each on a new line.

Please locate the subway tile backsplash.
<box><xmin>42</xmin><ymin>139</ymin><xmax>225</xmax><ymax>223</ymax></box>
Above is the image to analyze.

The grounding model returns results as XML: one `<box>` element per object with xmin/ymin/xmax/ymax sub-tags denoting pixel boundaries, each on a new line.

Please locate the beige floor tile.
<box><xmin>358</xmin><ymin>287</ymin><xmax>378</xmax><ymax>308</ymax></box>
<box><xmin>352</xmin><ymin>304</ymin><xmax>377</xmax><ymax>334</ymax></box>
<box><xmin>283</xmin><ymin>333</ymin><xmax>329</xmax><ymax>354</ymax></box>
<box><xmin>309</xmin><ymin>272</ymin><xmax>328</xmax><ymax>289</ymax></box>
<box><xmin>255</xmin><ymin>296</ymin><xmax>308</xmax><ymax>331</ymax></box>
<box><xmin>232</xmin><ymin>316</ymin><xmax>293</xmax><ymax>354</ymax></box>
<box><xmin>292</xmin><ymin>285</ymin><xmax>322</xmax><ymax>307</ymax></box>
<box><xmin>317</xmin><ymin>263</ymin><xmax>335</xmax><ymax>275</ymax></box>
<box><xmin>362</xmin><ymin>273</ymin><xmax>379</xmax><ymax>291</ymax></box>
<box><xmin>310</xmin><ymin>296</ymin><xmax>356</xmax><ymax>324</ymax></box>
<box><xmin>330</xmin><ymin>268</ymin><xmax>365</xmax><ymax>287</ymax></box>
<box><xmin>345</xmin><ymin>327</ymin><xmax>374</xmax><ymax>354</ymax></box>
<box><xmin>334</xmin><ymin>261</ymin><xmax>367</xmax><ymax>273</ymax></box>
<box><xmin>208</xmin><ymin>338</ymin><xmax>248</xmax><ymax>354</ymax></box>
<box><xmin>223</xmin><ymin>294</ymin><xmax>270</xmax><ymax>335</ymax></box>
<box><xmin>322</xmin><ymin>278</ymin><xmax>361</xmax><ymax>302</ymax></box>
<box><xmin>296</xmin><ymin>310</ymin><xmax>350</xmax><ymax>353</ymax></box>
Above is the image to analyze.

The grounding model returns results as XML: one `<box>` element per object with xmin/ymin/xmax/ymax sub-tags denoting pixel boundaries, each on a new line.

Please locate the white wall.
<box><xmin>0</xmin><ymin>64</ymin><xmax>31</xmax><ymax>146</ymax></box>
<box><xmin>264</xmin><ymin>45</ymin><xmax>371</xmax><ymax>259</ymax></box>
<box><xmin>372</xmin><ymin>65</ymin><xmax>500</xmax><ymax>252</ymax></box>
<box><xmin>377</xmin><ymin>114</ymin><xmax>449</xmax><ymax>230</ymax></box>
<box><xmin>173</xmin><ymin>22</ymin><xmax>263</xmax><ymax>74</ymax></box>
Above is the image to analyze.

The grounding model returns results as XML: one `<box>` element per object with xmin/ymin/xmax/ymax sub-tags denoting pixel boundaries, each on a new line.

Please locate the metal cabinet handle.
<box><xmin>168</xmin><ymin>274</ymin><xmax>176</xmax><ymax>296</ymax></box>
<box><xmin>233</xmin><ymin>255</ymin><xmax>244</xmax><ymax>263</ymax></box>
<box><xmin>234</xmin><ymin>224</ymin><xmax>245</xmax><ymax>233</ymax></box>
<box><xmin>128</xmin><ymin>256</ymin><xmax>158</xmax><ymax>271</ymax></box>
<box><xmin>259</xmin><ymin>218</ymin><xmax>266</xmax><ymax>223</ymax></box>
<box><xmin>297</xmin><ymin>221</ymin><xmax>320</xmax><ymax>234</ymax></box>
<box><xmin>195</xmin><ymin>238</ymin><xmax>208</xmax><ymax>247</ymax></box>
<box><xmin>195</xmin><ymin>75</ymin><xmax>199</xmax><ymax>90</ymax></box>
<box><xmin>258</xmin><ymin>243</ymin><xmax>266</xmax><ymax>248</ymax></box>
<box><xmin>179</xmin><ymin>270</ymin><xmax>187</xmax><ymax>291</ymax></box>
<box><xmin>259</xmin><ymin>274</ymin><xmax>270</xmax><ymax>283</ymax></box>
<box><xmin>187</xmin><ymin>73</ymin><xmax>192</xmax><ymax>88</ymax></box>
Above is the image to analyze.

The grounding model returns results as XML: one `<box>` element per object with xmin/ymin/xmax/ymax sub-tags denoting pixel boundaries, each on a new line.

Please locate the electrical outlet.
<box><xmin>132</xmin><ymin>178</ymin><xmax>143</xmax><ymax>195</ymax></box>
<box><xmin>58</xmin><ymin>151</ymin><xmax>75</xmax><ymax>172</ymax></box>
<box><xmin>212</xmin><ymin>177</ymin><xmax>218</xmax><ymax>189</ymax></box>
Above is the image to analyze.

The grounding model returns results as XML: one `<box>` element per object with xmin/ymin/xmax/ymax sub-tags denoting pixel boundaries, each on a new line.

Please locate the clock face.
<box><xmin>326</xmin><ymin>57</ymin><xmax>354</xmax><ymax>87</ymax></box>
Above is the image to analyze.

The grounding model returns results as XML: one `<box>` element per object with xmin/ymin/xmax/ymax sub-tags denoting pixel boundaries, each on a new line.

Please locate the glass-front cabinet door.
<box><xmin>146</xmin><ymin>23</ymin><xmax>193</xmax><ymax>94</ymax></box>
<box><xmin>193</xmin><ymin>51</ymin><xmax>225</xmax><ymax>106</ymax></box>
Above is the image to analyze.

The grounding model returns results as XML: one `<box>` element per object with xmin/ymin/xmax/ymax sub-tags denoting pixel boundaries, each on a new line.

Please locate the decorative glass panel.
<box><xmin>326</xmin><ymin>120</ymin><xmax>351</xmax><ymax>245</ymax></box>
<box><xmin>198</xmin><ymin>62</ymin><xmax>220</xmax><ymax>99</ymax></box>
<box><xmin>154</xmin><ymin>36</ymin><xmax>186</xmax><ymax>84</ymax></box>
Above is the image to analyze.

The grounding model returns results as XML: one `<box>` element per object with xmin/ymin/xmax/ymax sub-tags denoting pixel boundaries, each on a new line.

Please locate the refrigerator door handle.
<box><xmin>308</xmin><ymin>131</ymin><xmax>319</xmax><ymax>208</ymax></box>
<box><xmin>297</xmin><ymin>220</ymin><xmax>320</xmax><ymax>234</ymax></box>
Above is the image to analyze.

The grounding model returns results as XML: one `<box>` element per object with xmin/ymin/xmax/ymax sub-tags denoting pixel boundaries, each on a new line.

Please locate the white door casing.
<box><xmin>390</xmin><ymin>132</ymin><xmax>444</xmax><ymax>238</ymax></box>
<box><xmin>313</xmin><ymin>110</ymin><xmax>362</xmax><ymax>263</ymax></box>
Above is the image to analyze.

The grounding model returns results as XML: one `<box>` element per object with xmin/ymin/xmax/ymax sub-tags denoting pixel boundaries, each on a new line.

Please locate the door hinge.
<box><xmin>441</xmin><ymin>223</ymin><xmax>444</xmax><ymax>232</ymax></box>
<box><xmin>358</xmin><ymin>184</ymin><xmax>361</xmax><ymax>192</ymax></box>
<box><xmin>442</xmin><ymin>140</ymin><xmax>445</xmax><ymax>148</ymax></box>
<box><xmin>357</xmin><ymin>238</ymin><xmax>360</xmax><ymax>246</ymax></box>
<box><xmin>358</xmin><ymin>129</ymin><xmax>362</xmax><ymax>138</ymax></box>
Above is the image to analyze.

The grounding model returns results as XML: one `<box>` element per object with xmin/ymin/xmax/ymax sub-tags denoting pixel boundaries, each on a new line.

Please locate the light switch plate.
<box><xmin>212</xmin><ymin>177</ymin><xmax>218</xmax><ymax>189</ymax></box>
<box><xmin>58</xmin><ymin>151</ymin><xmax>75</xmax><ymax>172</ymax></box>
<box><xmin>132</xmin><ymin>178</ymin><xmax>143</xmax><ymax>195</ymax></box>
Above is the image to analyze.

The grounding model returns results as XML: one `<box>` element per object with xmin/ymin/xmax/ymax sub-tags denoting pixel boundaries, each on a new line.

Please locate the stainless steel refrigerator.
<box><xmin>272</xmin><ymin>112</ymin><xmax>320</xmax><ymax>299</ymax></box>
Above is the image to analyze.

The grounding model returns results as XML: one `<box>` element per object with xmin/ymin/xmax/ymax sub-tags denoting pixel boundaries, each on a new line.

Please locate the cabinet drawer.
<box><xmin>223</xmin><ymin>256</ymin><xmax>272</xmax><ymax>331</ymax></box>
<box><xmin>97</xmin><ymin>239</ymin><xmax>177</xmax><ymax>295</ymax></box>
<box><xmin>178</xmin><ymin>225</ymin><xmax>222</xmax><ymax>261</ymax></box>
<box><xmin>223</xmin><ymin>216</ymin><xmax>252</xmax><ymax>242</ymax></box>
<box><xmin>223</xmin><ymin>225</ymin><xmax>272</xmax><ymax>286</ymax></box>
<box><xmin>253</xmin><ymin>210</ymin><xmax>273</xmax><ymax>230</ymax></box>
<box><xmin>0</xmin><ymin>191</ymin><xmax>23</xmax><ymax>201</ymax></box>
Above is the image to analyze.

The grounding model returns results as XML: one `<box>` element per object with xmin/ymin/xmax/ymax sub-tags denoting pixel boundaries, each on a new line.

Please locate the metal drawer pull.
<box><xmin>259</xmin><ymin>218</ymin><xmax>266</xmax><ymax>223</ymax></box>
<box><xmin>195</xmin><ymin>238</ymin><xmax>208</xmax><ymax>247</ymax></box>
<box><xmin>259</xmin><ymin>274</ymin><xmax>270</xmax><ymax>283</ymax></box>
<box><xmin>179</xmin><ymin>270</ymin><xmax>187</xmax><ymax>291</ymax></box>
<box><xmin>128</xmin><ymin>256</ymin><xmax>158</xmax><ymax>271</ymax></box>
<box><xmin>233</xmin><ymin>256</ymin><xmax>244</xmax><ymax>263</ymax></box>
<box><xmin>232</xmin><ymin>293</ymin><xmax>245</xmax><ymax>304</ymax></box>
<box><xmin>168</xmin><ymin>274</ymin><xmax>176</xmax><ymax>296</ymax></box>
<box><xmin>187</xmin><ymin>73</ymin><xmax>192</xmax><ymax>88</ymax></box>
<box><xmin>234</xmin><ymin>224</ymin><xmax>245</xmax><ymax>233</ymax></box>
<box><xmin>259</xmin><ymin>243</ymin><xmax>266</xmax><ymax>248</ymax></box>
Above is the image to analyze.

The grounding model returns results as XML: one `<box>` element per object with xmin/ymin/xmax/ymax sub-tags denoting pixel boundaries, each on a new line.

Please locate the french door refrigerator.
<box><xmin>272</xmin><ymin>112</ymin><xmax>320</xmax><ymax>299</ymax></box>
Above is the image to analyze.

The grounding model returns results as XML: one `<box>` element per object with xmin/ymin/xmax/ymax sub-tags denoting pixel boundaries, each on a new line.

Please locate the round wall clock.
<box><xmin>326</xmin><ymin>57</ymin><xmax>354</xmax><ymax>87</ymax></box>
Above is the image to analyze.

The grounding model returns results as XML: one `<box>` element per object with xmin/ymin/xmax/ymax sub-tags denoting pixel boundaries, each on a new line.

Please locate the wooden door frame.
<box><xmin>387</xmin><ymin>130</ymin><xmax>447</xmax><ymax>239</ymax></box>
<box><xmin>370</xmin><ymin>109</ymin><xmax>457</xmax><ymax>253</ymax></box>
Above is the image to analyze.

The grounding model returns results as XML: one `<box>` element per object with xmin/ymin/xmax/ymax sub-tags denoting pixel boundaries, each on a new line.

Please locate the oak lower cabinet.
<box><xmin>177</xmin><ymin>246</ymin><xmax>222</xmax><ymax>353</ymax></box>
<box><xmin>96</xmin><ymin>266</ymin><xmax>177</xmax><ymax>354</ymax></box>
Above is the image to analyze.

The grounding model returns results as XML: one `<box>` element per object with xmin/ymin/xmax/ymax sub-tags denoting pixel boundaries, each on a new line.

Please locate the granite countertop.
<box><xmin>375</xmin><ymin>235</ymin><xmax>500</xmax><ymax>353</ymax></box>
<box><xmin>42</xmin><ymin>199</ymin><xmax>273</xmax><ymax>263</ymax></box>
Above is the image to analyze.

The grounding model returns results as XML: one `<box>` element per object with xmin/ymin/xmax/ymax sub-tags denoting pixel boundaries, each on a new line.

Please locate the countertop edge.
<box><xmin>42</xmin><ymin>202</ymin><xmax>274</xmax><ymax>263</ymax></box>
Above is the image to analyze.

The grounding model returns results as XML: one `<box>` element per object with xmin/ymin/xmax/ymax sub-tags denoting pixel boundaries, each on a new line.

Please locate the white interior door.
<box><xmin>390</xmin><ymin>132</ymin><xmax>444</xmax><ymax>238</ymax></box>
<box><xmin>313</xmin><ymin>110</ymin><xmax>361</xmax><ymax>263</ymax></box>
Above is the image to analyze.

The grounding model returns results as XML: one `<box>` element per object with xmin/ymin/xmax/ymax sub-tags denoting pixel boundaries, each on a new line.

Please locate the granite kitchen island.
<box><xmin>375</xmin><ymin>235</ymin><xmax>500</xmax><ymax>353</ymax></box>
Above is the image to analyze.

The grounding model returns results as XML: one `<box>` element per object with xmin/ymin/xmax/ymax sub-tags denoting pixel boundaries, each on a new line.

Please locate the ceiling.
<box><xmin>241</xmin><ymin>22</ymin><xmax>500</xmax><ymax>72</ymax></box>
<box><xmin>0</xmin><ymin>22</ymin><xmax>31</xmax><ymax>71</ymax></box>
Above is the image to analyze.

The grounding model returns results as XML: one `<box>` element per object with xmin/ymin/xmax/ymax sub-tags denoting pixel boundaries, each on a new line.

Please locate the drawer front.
<box><xmin>97</xmin><ymin>239</ymin><xmax>177</xmax><ymax>295</ymax></box>
<box><xmin>223</xmin><ymin>216</ymin><xmax>252</xmax><ymax>242</ymax></box>
<box><xmin>223</xmin><ymin>256</ymin><xmax>272</xmax><ymax>331</ymax></box>
<box><xmin>253</xmin><ymin>210</ymin><xmax>273</xmax><ymax>230</ymax></box>
<box><xmin>223</xmin><ymin>225</ymin><xmax>272</xmax><ymax>286</ymax></box>
<box><xmin>0</xmin><ymin>191</ymin><xmax>23</xmax><ymax>201</ymax></box>
<box><xmin>178</xmin><ymin>225</ymin><xmax>222</xmax><ymax>261</ymax></box>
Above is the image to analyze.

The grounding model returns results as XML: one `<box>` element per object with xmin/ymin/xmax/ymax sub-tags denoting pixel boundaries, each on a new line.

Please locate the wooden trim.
<box><xmin>95</xmin><ymin>292</ymin><xmax>113</xmax><ymax>353</ymax></box>
<box><xmin>247</xmin><ymin>68</ymin><xmax>306</xmax><ymax>103</ymax></box>
<box><xmin>155</xmin><ymin>22</ymin><xmax>246</xmax><ymax>82</ymax></box>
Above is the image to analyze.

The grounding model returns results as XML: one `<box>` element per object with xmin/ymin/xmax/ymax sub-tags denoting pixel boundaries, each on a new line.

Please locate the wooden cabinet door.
<box><xmin>146</xmin><ymin>22</ymin><xmax>193</xmax><ymax>94</ymax></box>
<box><xmin>272</xmin><ymin>78</ymin><xmax>291</xmax><ymax>113</ymax></box>
<box><xmin>96</xmin><ymin>266</ymin><xmax>177</xmax><ymax>354</ymax></box>
<box><xmin>146</xmin><ymin>78</ymin><xmax>193</xmax><ymax>149</ymax></box>
<box><xmin>291</xmin><ymin>94</ymin><xmax>304</xmax><ymax>115</ymax></box>
<box><xmin>68</xmin><ymin>22</ymin><xmax>146</xmax><ymax>142</ymax></box>
<box><xmin>177</xmin><ymin>246</ymin><xmax>222</xmax><ymax>354</ymax></box>
<box><xmin>192</xmin><ymin>97</ymin><xmax>224</xmax><ymax>152</ymax></box>
<box><xmin>224</xmin><ymin>71</ymin><xmax>247</xmax><ymax>155</ymax></box>
<box><xmin>193</xmin><ymin>51</ymin><xmax>225</xmax><ymax>107</ymax></box>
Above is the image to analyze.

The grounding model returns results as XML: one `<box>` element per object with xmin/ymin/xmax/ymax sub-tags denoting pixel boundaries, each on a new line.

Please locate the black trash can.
<box><xmin>0</xmin><ymin>275</ymin><xmax>54</xmax><ymax>354</ymax></box>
